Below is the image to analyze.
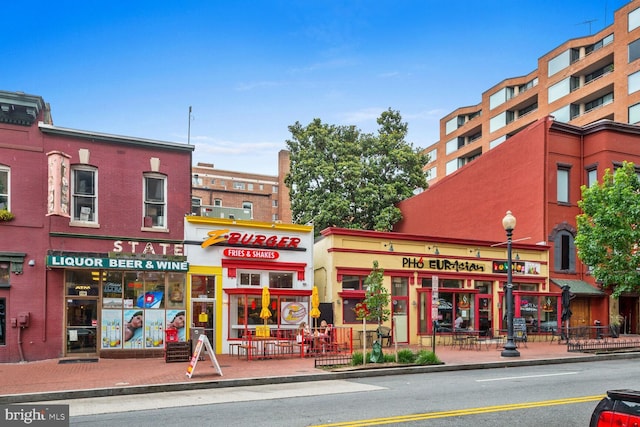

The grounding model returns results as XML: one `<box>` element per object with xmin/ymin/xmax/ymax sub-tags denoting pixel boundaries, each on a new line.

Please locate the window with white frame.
<box><xmin>557</xmin><ymin>165</ymin><xmax>571</xmax><ymax>204</ymax></box>
<box><xmin>233</xmin><ymin>181</ymin><xmax>245</xmax><ymax>190</ymax></box>
<box><xmin>272</xmin><ymin>185</ymin><xmax>278</xmax><ymax>193</ymax></box>
<box><xmin>587</xmin><ymin>167</ymin><xmax>598</xmax><ymax>187</ymax></box>
<box><xmin>269</xmin><ymin>272</ymin><xmax>293</xmax><ymax>288</ymax></box>
<box><xmin>548</xmin><ymin>50</ymin><xmax>570</xmax><ymax>76</ymax></box>
<box><xmin>0</xmin><ymin>166</ymin><xmax>9</xmax><ymax>211</ymax></box>
<box><xmin>548</xmin><ymin>77</ymin><xmax>571</xmax><ymax>104</ymax></box>
<box><xmin>239</xmin><ymin>272</ymin><xmax>261</xmax><ymax>286</ymax></box>
<box><xmin>445</xmin><ymin>117</ymin><xmax>458</xmax><ymax>134</ymax></box>
<box><xmin>427</xmin><ymin>148</ymin><xmax>437</xmax><ymax>162</ymax></box>
<box><xmin>143</xmin><ymin>174</ymin><xmax>166</xmax><ymax>228</ymax></box>
<box><xmin>213</xmin><ymin>198</ymin><xmax>222</xmax><ymax>207</ymax></box>
<box><xmin>629</xmin><ymin>7</ymin><xmax>640</xmax><ymax>32</ymax></box>
<box><xmin>630</xmin><ymin>71</ymin><xmax>640</xmax><ymax>94</ymax></box>
<box><xmin>630</xmin><ymin>38</ymin><xmax>640</xmax><ymax>63</ymax></box>
<box><xmin>629</xmin><ymin>102</ymin><xmax>640</xmax><ymax>124</ymax></box>
<box><xmin>445</xmin><ymin>159</ymin><xmax>458</xmax><ymax>175</ymax></box>
<box><xmin>425</xmin><ymin>166</ymin><xmax>436</xmax><ymax>181</ymax></box>
<box><xmin>72</xmin><ymin>166</ymin><xmax>97</xmax><ymax>223</ymax></box>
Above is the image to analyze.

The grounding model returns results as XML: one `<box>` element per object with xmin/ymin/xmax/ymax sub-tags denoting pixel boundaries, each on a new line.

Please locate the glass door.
<box><xmin>391</xmin><ymin>277</ymin><xmax>409</xmax><ymax>343</ymax></box>
<box><xmin>191</xmin><ymin>298</ymin><xmax>215</xmax><ymax>352</ymax></box>
<box><xmin>476</xmin><ymin>295</ymin><xmax>492</xmax><ymax>337</ymax></box>
<box><xmin>66</xmin><ymin>299</ymin><xmax>98</xmax><ymax>355</ymax></box>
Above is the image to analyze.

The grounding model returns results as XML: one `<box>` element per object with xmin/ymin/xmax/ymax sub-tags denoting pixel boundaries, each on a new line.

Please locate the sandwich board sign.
<box><xmin>186</xmin><ymin>334</ymin><xmax>223</xmax><ymax>378</ymax></box>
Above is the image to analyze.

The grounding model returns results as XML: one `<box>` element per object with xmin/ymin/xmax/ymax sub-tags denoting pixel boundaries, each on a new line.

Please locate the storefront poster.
<box><xmin>166</xmin><ymin>309</ymin><xmax>186</xmax><ymax>341</ymax></box>
<box><xmin>101</xmin><ymin>309</ymin><xmax>123</xmax><ymax>349</ymax></box>
<box><xmin>145</xmin><ymin>310</ymin><xmax>165</xmax><ymax>348</ymax></box>
<box><xmin>281</xmin><ymin>302</ymin><xmax>308</xmax><ymax>325</ymax></box>
<box><xmin>124</xmin><ymin>309</ymin><xmax>144</xmax><ymax>348</ymax></box>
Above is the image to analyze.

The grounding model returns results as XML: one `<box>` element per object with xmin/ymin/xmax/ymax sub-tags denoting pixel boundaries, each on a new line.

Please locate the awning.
<box><xmin>550</xmin><ymin>279</ymin><xmax>605</xmax><ymax>296</ymax></box>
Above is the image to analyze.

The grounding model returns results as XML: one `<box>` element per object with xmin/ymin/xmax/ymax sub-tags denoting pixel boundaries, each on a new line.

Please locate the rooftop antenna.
<box><xmin>187</xmin><ymin>106</ymin><xmax>193</xmax><ymax>145</ymax></box>
<box><xmin>577</xmin><ymin>19</ymin><xmax>597</xmax><ymax>35</ymax></box>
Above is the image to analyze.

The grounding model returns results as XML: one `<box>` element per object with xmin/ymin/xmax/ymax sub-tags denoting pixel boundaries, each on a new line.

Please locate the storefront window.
<box><xmin>0</xmin><ymin>262</ymin><xmax>9</xmax><ymax>287</ymax></box>
<box><xmin>229</xmin><ymin>294</ymin><xmax>307</xmax><ymax>338</ymax></box>
<box><xmin>421</xmin><ymin>278</ymin><xmax>463</xmax><ymax>288</ymax></box>
<box><xmin>499</xmin><ymin>293</ymin><xmax>558</xmax><ymax>332</ymax></box>
<box><xmin>239</xmin><ymin>272</ymin><xmax>261</xmax><ymax>287</ymax></box>
<box><xmin>65</xmin><ymin>270</ymin><xmax>100</xmax><ymax>296</ymax></box>
<box><xmin>103</xmin><ymin>271</ymin><xmax>123</xmax><ymax>308</ymax></box>
<box><xmin>192</xmin><ymin>275</ymin><xmax>215</xmax><ymax>298</ymax></box>
<box><xmin>475</xmin><ymin>281</ymin><xmax>492</xmax><ymax>293</ymax></box>
<box><xmin>92</xmin><ymin>270</ymin><xmax>187</xmax><ymax>350</ymax></box>
<box><xmin>342</xmin><ymin>297</ymin><xmax>365</xmax><ymax>324</ymax></box>
<box><xmin>167</xmin><ymin>273</ymin><xmax>186</xmax><ymax>308</ymax></box>
<box><xmin>123</xmin><ymin>272</ymin><xmax>144</xmax><ymax>307</ymax></box>
<box><xmin>342</xmin><ymin>275</ymin><xmax>366</xmax><ymax>290</ymax></box>
<box><xmin>269</xmin><ymin>272</ymin><xmax>293</xmax><ymax>288</ymax></box>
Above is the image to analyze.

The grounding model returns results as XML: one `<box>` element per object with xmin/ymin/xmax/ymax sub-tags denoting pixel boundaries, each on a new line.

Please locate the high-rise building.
<box><xmin>425</xmin><ymin>0</ymin><xmax>640</xmax><ymax>184</ymax></box>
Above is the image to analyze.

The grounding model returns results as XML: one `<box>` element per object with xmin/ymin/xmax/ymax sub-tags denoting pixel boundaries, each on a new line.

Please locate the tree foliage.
<box><xmin>575</xmin><ymin>161</ymin><xmax>640</xmax><ymax>297</ymax></box>
<box><xmin>284</xmin><ymin>109</ymin><xmax>428</xmax><ymax>234</ymax></box>
<box><xmin>361</xmin><ymin>261</ymin><xmax>391</xmax><ymax>326</ymax></box>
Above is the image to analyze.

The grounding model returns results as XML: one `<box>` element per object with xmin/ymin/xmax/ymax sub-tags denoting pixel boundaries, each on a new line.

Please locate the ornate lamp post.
<box><xmin>501</xmin><ymin>210</ymin><xmax>520</xmax><ymax>357</ymax></box>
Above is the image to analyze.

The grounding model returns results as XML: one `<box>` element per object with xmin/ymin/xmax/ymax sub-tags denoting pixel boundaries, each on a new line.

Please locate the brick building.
<box><xmin>425</xmin><ymin>0</ymin><xmax>640</xmax><ymax>184</ymax></box>
<box><xmin>397</xmin><ymin>116</ymin><xmax>640</xmax><ymax>334</ymax></box>
<box><xmin>191</xmin><ymin>149</ymin><xmax>292</xmax><ymax>224</ymax></box>
<box><xmin>0</xmin><ymin>90</ymin><xmax>193</xmax><ymax>362</ymax></box>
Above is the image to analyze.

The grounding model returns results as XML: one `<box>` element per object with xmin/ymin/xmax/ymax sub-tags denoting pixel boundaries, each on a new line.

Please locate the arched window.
<box><xmin>550</xmin><ymin>223</ymin><xmax>576</xmax><ymax>273</ymax></box>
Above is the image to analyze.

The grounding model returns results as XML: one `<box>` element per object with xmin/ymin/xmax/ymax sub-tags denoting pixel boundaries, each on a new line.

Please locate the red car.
<box><xmin>590</xmin><ymin>389</ymin><xmax>640</xmax><ymax>426</ymax></box>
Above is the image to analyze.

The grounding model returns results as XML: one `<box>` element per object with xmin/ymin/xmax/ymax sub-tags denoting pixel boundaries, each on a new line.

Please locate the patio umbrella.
<box><xmin>561</xmin><ymin>285</ymin><xmax>572</xmax><ymax>322</ymax></box>
<box><xmin>561</xmin><ymin>285</ymin><xmax>572</xmax><ymax>340</ymax></box>
<box><xmin>259</xmin><ymin>286</ymin><xmax>271</xmax><ymax>324</ymax></box>
<box><xmin>310</xmin><ymin>286</ymin><xmax>321</xmax><ymax>327</ymax></box>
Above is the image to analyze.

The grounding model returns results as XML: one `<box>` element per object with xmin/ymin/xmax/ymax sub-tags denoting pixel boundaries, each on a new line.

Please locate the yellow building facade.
<box><xmin>314</xmin><ymin>228</ymin><xmax>552</xmax><ymax>345</ymax></box>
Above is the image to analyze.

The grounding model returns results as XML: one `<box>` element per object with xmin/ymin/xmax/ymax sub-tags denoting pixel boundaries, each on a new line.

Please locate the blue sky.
<box><xmin>5</xmin><ymin>0</ymin><xmax>630</xmax><ymax>175</ymax></box>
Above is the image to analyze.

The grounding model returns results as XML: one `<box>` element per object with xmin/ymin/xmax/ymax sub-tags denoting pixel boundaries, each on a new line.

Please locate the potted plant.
<box><xmin>0</xmin><ymin>209</ymin><xmax>14</xmax><ymax>222</ymax></box>
<box><xmin>610</xmin><ymin>314</ymin><xmax>623</xmax><ymax>338</ymax></box>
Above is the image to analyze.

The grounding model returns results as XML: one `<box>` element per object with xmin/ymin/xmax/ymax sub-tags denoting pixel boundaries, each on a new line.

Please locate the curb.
<box><xmin>2</xmin><ymin>352</ymin><xmax>639</xmax><ymax>404</ymax></box>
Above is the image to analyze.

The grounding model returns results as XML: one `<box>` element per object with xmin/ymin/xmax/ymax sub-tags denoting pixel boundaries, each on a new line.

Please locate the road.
<box><xmin>59</xmin><ymin>359</ymin><xmax>638</xmax><ymax>426</ymax></box>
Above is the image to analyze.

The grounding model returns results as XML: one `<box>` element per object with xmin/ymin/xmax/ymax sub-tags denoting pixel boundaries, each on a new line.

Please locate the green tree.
<box><xmin>284</xmin><ymin>109</ymin><xmax>428</xmax><ymax>234</ymax></box>
<box><xmin>575</xmin><ymin>161</ymin><xmax>640</xmax><ymax>297</ymax></box>
<box><xmin>362</xmin><ymin>261</ymin><xmax>391</xmax><ymax>326</ymax></box>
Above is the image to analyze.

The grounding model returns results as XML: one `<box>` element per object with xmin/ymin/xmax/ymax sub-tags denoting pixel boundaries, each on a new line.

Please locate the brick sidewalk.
<box><xmin>0</xmin><ymin>340</ymin><xmax>588</xmax><ymax>398</ymax></box>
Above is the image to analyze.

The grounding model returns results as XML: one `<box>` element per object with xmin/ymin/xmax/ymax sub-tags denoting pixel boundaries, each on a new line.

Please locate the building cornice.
<box><xmin>38</xmin><ymin>123</ymin><xmax>194</xmax><ymax>152</ymax></box>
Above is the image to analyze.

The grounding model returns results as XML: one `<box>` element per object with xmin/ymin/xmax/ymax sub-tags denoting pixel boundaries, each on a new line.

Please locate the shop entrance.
<box><xmin>619</xmin><ymin>296</ymin><xmax>638</xmax><ymax>334</ymax></box>
<box><xmin>66</xmin><ymin>298</ymin><xmax>98</xmax><ymax>355</ymax></box>
<box><xmin>191</xmin><ymin>298</ymin><xmax>215</xmax><ymax>351</ymax></box>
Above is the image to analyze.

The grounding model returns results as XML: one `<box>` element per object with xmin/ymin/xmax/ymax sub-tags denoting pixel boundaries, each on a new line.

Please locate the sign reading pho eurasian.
<box><xmin>46</xmin><ymin>255</ymin><xmax>188</xmax><ymax>271</ymax></box>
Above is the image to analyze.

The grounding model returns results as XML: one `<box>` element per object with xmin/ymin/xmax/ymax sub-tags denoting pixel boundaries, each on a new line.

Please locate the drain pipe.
<box><xmin>17</xmin><ymin>326</ymin><xmax>25</xmax><ymax>362</ymax></box>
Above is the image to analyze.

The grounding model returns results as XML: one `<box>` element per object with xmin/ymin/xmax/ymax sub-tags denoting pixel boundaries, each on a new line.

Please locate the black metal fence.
<box><xmin>314</xmin><ymin>353</ymin><xmax>353</xmax><ymax>367</ymax></box>
<box><xmin>567</xmin><ymin>337</ymin><xmax>640</xmax><ymax>353</ymax></box>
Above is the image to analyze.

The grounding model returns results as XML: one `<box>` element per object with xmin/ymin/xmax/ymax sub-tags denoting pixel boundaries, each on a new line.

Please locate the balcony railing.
<box><xmin>192</xmin><ymin>205</ymin><xmax>252</xmax><ymax>220</ymax></box>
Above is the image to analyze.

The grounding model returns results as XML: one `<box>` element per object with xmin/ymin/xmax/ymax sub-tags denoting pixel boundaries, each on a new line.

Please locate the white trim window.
<box><xmin>71</xmin><ymin>166</ymin><xmax>97</xmax><ymax>223</ymax></box>
<box><xmin>143</xmin><ymin>173</ymin><xmax>166</xmax><ymax>228</ymax></box>
<box><xmin>0</xmin><ymin>166</ymin><xmax>9</xmax><ymax>211</ymax></box>
<box><xmin>239</xmin><ymin>272</ymin><xmax>261</xmax><ymax>286</ymax></box>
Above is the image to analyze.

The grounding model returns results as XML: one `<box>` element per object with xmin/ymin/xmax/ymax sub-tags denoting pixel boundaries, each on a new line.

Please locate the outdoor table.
<box><xmin>454</xmin><ymin>329</ymin><xmax>483</xmax><ymax>350</ymax></box>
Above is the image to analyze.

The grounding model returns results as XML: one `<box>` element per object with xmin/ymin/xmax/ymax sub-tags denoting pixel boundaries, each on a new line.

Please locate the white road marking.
<box><xmin>477</xmin><ymin>371</ymin><xmax>579</xmax><ymax>382</ymax></box>
<box><xmin>31</xmin><ymin>380</ymin><xmax>385</xmax><ymax>417</ymax></box>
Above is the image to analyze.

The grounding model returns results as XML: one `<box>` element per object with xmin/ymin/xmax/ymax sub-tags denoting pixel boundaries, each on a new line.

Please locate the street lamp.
<box><xmin>501</xmin><ymin>210</ymin><xmax>520</xmax><ymax>357</ymax></box>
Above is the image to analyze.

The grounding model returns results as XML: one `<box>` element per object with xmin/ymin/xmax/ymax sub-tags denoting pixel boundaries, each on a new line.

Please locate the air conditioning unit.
<box><xmin>80</xmin><ymin>207</ymin><xmax>91</xmax><ymax>221</ymax></box>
